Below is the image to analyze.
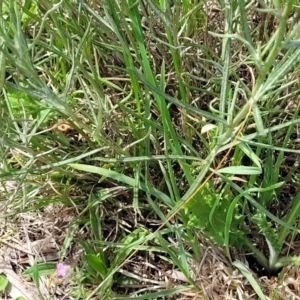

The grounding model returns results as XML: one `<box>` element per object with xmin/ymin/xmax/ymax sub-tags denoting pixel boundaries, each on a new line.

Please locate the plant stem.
<box><xmin>244</xmin><ymin>238</ymin><xmax>269</xmax><ymax>271</ymax></box>
<box><xmin>278</xmin><ymin>190</ymin><xmax>300</xmax><ymax>250</ymax></box>
<box><xmin>254</xmin><ymin>0</ymin><xmax>295</xmax><ymax>90</ymax></box>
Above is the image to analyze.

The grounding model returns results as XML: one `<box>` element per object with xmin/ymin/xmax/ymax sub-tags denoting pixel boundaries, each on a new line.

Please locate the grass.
<box><xmin>1</xmin><ymin>0</ymin><xmax>300</xmax><ymax>299</ymax></box>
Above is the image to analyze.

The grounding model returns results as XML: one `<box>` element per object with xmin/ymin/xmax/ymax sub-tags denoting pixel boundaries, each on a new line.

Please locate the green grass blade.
<box><xmin>233</xmin><ymin>261</ymin><xmax>267</xmax><ymax>300</ymax></box>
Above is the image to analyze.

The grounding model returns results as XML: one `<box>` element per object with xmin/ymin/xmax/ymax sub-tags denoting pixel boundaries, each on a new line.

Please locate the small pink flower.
<box><xmin>56</xmin><ymin>263</ymin><xmax>68</xmax><ymax>277</ymax></box>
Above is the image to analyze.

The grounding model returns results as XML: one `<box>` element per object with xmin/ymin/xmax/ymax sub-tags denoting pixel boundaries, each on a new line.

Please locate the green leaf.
<box><xmin>114</xmin><ymin>286</ymin><xmax>191</xmax><ymax>300</ymax></box>
<box><xmin>84</xmin><ymin>254</ymin><xmax>107</xmax><ymax>279</ymax></box>
<box><xmin>112</xmin><ymin>229</ymin><xmax>148</xmax><ymax>266</ymax></box>
<box><xmin>233</xmin><ymin>261</ymin><xmax>267</xmax><ymax>300</ymax></box>
<box><xmin>0</xmin><ymin>275</ymin><xmax>8</xmax><ymax>291</ymax></box>
<box><xmin>237</xmin><ymin>143</ymin><xmax>261</xmax><ymax>168</ymax></box>
<box><xmin>252</xmin><ymin>213</ymin><xmax>281</xmax><ymax>268</ymax></box>
<box><xmin>89</xmin><ymin>193</ymin><xmax>102</xmax><ymax>241</ymax></box>
<box><xmin>75</xmin><ymin>239</ymin><xmax>96</xmax><ymax>255</ymax></box>
<box><xmin>218</xmin><ymin>166</ymin><xmax>261</xmax><ymax>175</ymax></box>
<box><xmin>23</xmin><ymin>263</ymin><xmax>56</xmax><ymax>277</ymax></box>
<box><xmin>185</xmin><ymin>184</ymin><xmax>243</xmax><ymax>246</ymax></box>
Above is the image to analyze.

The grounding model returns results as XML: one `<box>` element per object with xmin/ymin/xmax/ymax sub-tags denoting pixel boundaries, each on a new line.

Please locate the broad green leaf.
<box><xmin>84</xmin><ymin>254</ymin><xmax>107</xmax><ymax>278</ymax></box>
<box><xmin>0</xmin><ymin>275</ymin><xmax>8</xmax><ymax>291</ymax></box>
<box><xmin>23</xmin><ymin>263</ymin><xmax>56</xmax><ymax>277</ymax></box>
<box><xmin>185</xmin><ymin>183</ymin><xmax>243</xmax><ymax>246</ymax></box>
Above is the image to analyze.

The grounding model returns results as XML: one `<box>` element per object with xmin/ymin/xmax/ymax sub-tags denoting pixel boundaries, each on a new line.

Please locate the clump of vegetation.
<box><xmin>1</xmin><ymin>0</ymin><xmax>300</xmax><ymax>299</ymax></box>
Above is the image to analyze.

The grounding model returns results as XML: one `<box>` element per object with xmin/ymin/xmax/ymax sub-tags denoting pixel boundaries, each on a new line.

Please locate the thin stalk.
<box><xmin>278</xmin><ymin>190</ymin><xmax>300</xmax><ymax>252</ymax></box>
<box><xmin>244</xmin><ymin>239</ymin><xmax>269</xmax><ymax>271</ymax></box>
<box><xmin>255</xmin><ymin>0</ymin><xmax>296</xmax><ymax>90</ymax></box>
